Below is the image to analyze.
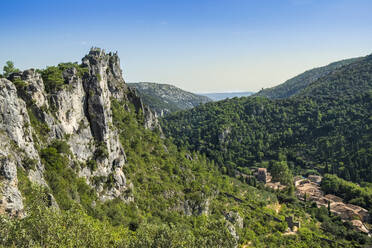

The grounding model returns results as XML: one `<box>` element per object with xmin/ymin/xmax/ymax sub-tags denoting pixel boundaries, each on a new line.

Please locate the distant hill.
<box><xmin>255</xmin><ymin>57</ymin><xmax>362</xmax><ymax>99</ymax></box>
<box><xmin>128</xmin><ymin>82</ymin><xmax>212</xmax><ymax>116</ymax></box>
<box><xmin>297</xmin><ymin>54</ymin><xmax>372</xmax><ymax>99</ymax></box>
<box><xmin>200</xmin><ymin>92</ymin><xmax>255</xmax><ymax>101</ymax></box>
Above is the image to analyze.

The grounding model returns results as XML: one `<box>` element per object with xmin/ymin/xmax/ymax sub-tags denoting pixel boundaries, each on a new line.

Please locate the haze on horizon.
<box><xmin>0</xmin><ymin>0</ymin><xmax>371</xmax><ymax>93</ymax></box>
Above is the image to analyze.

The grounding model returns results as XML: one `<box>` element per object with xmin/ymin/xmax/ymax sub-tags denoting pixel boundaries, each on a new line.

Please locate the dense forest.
<box><xmin>162</xmin><ymin>55</ymin><xmax>372</xmax><ymax>185</ymax></box>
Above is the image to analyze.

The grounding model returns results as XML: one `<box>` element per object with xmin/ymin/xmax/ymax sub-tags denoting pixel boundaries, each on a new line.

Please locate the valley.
<box><xmin>1</xmin><ymin>50</ymin><xmax>371</xmax><ymax>248</ymax></box>
<box><xmin>4</xmin><ymin>48</ymin><xmax>371</xmax><ymax>247</ymax></box>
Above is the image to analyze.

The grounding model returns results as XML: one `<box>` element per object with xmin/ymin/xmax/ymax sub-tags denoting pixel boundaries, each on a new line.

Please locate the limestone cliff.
<box><xmin>0</xmin><ymin>48</ymin><xmax>160</xmax><ymax>215</ymax></box>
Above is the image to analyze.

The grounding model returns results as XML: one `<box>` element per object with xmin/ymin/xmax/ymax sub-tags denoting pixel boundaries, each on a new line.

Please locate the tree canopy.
<box><xmin>2</xmin><ymin>60</ymin><xmax>20</xmax><ymax>77</ymax></box>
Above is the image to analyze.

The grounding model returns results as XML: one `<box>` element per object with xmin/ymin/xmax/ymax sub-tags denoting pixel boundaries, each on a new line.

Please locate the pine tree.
<box><xmin>328</xmin><ymin>201</ymin><xmax>331</xmax><ymax>216</ymax></box>
<box><xmin>3</xmin><ymin>61</ymin><xmax>20</xmax><ymax>77</ymax></box>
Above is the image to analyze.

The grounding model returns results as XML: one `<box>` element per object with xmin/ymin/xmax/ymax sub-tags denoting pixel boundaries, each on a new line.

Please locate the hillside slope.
<box><xmin>128</xmin><ymin>82</ymin><xmax>211</xmax><ymax>116</ymax></box>
<box><xmin>255</xmin><ymin>57</ymin><xmax>362</xmax><ymax>99</ymax></box>
<box><xmin>162</xmin><ymin>54</ymin><xmax>372</xmax><ymax>184</ymax></box>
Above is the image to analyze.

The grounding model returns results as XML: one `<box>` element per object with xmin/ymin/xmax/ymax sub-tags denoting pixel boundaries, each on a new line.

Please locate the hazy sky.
<box><xmin>1</xmin><ymin>0</ymin><xmax>371</xmax><ymax>93</ymax></box>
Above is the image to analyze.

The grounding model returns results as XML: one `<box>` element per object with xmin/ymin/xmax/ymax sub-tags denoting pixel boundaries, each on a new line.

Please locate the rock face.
<box><xmin>126</xmin><ymin>88</ymin><xmax>161</xmax><ymax>130</ymax></box>
<box><xmin>224</xmin><ymin>211</ymin><xmax>243</xmax><ymax>245</ymax></box>
<box><xmin>0</xmin><ymin>48</ymin><xmax>160</xmax><ymax>215</ymax></box>
<box><xmin>80</xmin><ymin>49</ymin><xmax>129</xmax><ymax>200</ymax></box>
<box><xmin>182</xmin><ymin>197</ymin><xmax>210</xmax><ymax>216</ymax></box>
<box><xmin>0</xmin><ymin>78</ymin><xmax>40</xmax><ymax>161</ymax></box>
<box><xmin>0</xmin><ymin>78</ymin><xmax>43</xmax><ymax>216</ymax></box>
<box><xmin>0</xmin><ymin>154</ymin><xmax>23</xmax><ymax>217</ymax></box>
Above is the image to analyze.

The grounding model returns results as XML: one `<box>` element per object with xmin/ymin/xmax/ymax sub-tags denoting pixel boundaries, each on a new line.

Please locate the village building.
<box><xmin>294</xmin><ymin>176</ymin><xmax>370</xmax><ymax>234</ymax></box>
<box><xmin>294</xmin><ymin>176</ymin><xmax>305</xmax><ymax>187</ymax></box>
<box><xmin>351</xmin><ymin>220</ymin><xmax>369</xmax><ymax>234</ymax></box>
<box><xmin>308</xmin><ymin>175</ymin><xmax>322</xmax><ymax>184</ymax></box>
<box><xmin>266</xmin><ymin>181</ymin><xmax>286</xmax><ymax>190</ymax></box>
<box><xmin>295</xmin><ymin>181</ymin><xmax>323</xmax><ymax>201</ymax></box>
<box><xmin>324</xmin><ymin>194</ymin><xmax>343</xmax><ymax>203</ymax></box>
<box><xmin>345</xmin><ymin>204</ymin><xmax>369</xmax><ymax>222</ymax></box>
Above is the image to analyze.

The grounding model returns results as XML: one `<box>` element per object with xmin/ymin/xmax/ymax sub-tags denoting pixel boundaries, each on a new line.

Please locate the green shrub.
<box><xmin>87</xmin><ymin>159</ymin><xmax>98</xmax><ymax>171</ymax></box>
<box><xmin>95</xmin><ymin>142</ymin><xmax>109</xmax><ymax>159</ymax></box>
<box><xmin>41</xmin><ymin>146</ymin><xmax>96</xmax><ymax>211</ymax></box>
<box><xmin>41</xmin><ymin>66</ymin><xmax>64</xmax><ymax>93</ymax></box>
<box><xmin>0</xmin><ymin>189</ymin><xmax>130</xmax><ymax>248</ymax></box>
<box><xmin>57</xmin><ymin>62</ymin><xmax>88</xmax><ymax>78</ymax></box>
<box><xmin>22</xmin><ymin>157</ymin><xmax>38</xmax><ymax>170</ymax></box>
<box><xmin>27</xmin><ymin>107</ymin><xmax>50</xmax><ymax>142</ymax></box>
<box><xmin>12</xmin><ymin>78</ymin><xmax>27</xmax><ymax>90</ymax></box>
<box><xmin>96</xmin><ymin>73</ymin><xmax>101</xmax><ymax>81</ymax></box>
<box><xmin>50</xmin><ymin>139</ymin><xmax>71</xmax><ymax>154</ymax></box>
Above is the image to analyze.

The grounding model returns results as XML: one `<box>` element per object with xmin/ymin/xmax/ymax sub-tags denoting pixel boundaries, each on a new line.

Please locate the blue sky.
<box><xmin>1</xmin><ymin>0</ymin><xmax>372</xmax><ymax>92</ymax></box>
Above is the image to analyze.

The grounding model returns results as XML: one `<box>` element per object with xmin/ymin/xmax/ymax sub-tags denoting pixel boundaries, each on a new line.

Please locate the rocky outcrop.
<box><xmin>0</xmin><ymin>78</ymin><xmax>40</xmax><ymax>161</ymax></box>
<box><xmin>225</xmin><ymin>211</ymin><xmax>244</xmax><ymax>229</ymax></box>
<box><xmin>0</xmin><ymin>153</ymin><xmax>23</xmax><ymax>217</ymax></box>
<box><xmin>0</xmin><ymin>48</ymin><xmax>162</xmax><ymax>215</ymax></box>
<box><xmin>53</xmin><ymin>67</ymin><xmax>95</xmax><ymax>161</ymax></box>
<box><xmin>219</xmin><ymin>127</ymin><xmax>231</xmax><ymax>144</ymax></box>
<box><xmin>80</xmin><ymin>49</ymin><xmax>129</xmax><ymax>200</ymax></box>
<box><xmin>224</xmin><ymin>211</ymin><xmax>243</xmax><ymax>245</ymax></box>
<box><xmin>182</xmin><ymin>197</ymin><xmax>210</xmax><ymax>216</ymax></box>
<box><xmin>127</xmin><ymin>88</ymin><xmax>161</xmax><ymax>131</ymax></box>
<box><xmin>0</xmin><ymin>78</ymin><xmax>45</xmax><ymax>216</ymax></box>
<box><xmin>9</xmin><ymin>69</ymin><xmax>49</xmax><ymax>109</ymax></box>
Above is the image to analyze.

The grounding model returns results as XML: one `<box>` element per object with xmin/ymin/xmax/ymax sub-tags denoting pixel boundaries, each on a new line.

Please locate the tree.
<box><xmin>324</xmin><ymin>163</ymin><xmax>329</xmax><ymax>174</ymax></box>
<box><xmin>270</xmin><ymin>161</ymin><xmax>293</xmax><ymax>185</ymax></box>
<box><xmin>3</xmin><ymin>61</ymin><xmax>20</xmax><ymax>77</ymax></box>
<box><xmin>327</xmin><ymin>201</ymin><xmax>331</xmax><ymax>216</ymax></box>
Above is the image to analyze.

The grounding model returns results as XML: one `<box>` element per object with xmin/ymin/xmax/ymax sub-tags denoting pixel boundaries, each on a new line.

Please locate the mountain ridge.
<box><xmin>200</xmin><ymin>91</ymin><xmax>255</xmax><ymax>101</ymax></box>
<box><xmin>128</xmin><ymin>82</ymin><xmax>212</xmax><ymax>116</ymax></box>
<box><xmin>255</xmin><ymin>56</ymin><xmax>363</xmax><ymax>99</ymax></box>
